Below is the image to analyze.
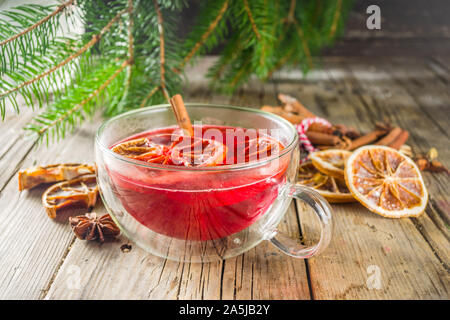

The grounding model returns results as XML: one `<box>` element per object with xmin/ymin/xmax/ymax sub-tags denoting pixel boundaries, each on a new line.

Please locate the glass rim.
<box><xmin>95</xmin><ymin>103</ymin><xmax>299</xmax><ymax>172</ymax></box>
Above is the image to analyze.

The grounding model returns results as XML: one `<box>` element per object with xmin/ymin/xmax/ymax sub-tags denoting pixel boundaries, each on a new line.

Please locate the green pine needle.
<box><xmin>1</xmin><ymin>0</ymin><xmax>354</xmax><ymax>144</ymax></box>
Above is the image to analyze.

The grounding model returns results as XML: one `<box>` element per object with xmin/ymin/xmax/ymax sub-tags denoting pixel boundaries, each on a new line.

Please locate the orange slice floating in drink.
<box><xmin>298</xmin><ymin>162</ymin><xmax>355</xmax><ymax>203</ymax></box>
<box><xmin>111</xmin><ymin>138</ymin><xmax>170</xmax><ymax>163</ymax></box>
<box><xmin>309</xmin><ymin>149</ymin><xmax>352</xmax><ymax>179</ymax></box>
<box><xmin>244</xmin><ymin>136</ymin><xmax>283</xmax><ymax>162</ymax></box>
<box><xmin>344</xmin><ymin>145</ymin><xmax>428</xmax><ymax>218</ymax></box>
<box><xmin>170</xmin><ymin>134</ymin><xmax>228</xmax><ymax>167</ymax></box>
<box><xmin>112</xmin><ymin>135</ymin><xmax>228</xmax><ymax>167</ymax></box>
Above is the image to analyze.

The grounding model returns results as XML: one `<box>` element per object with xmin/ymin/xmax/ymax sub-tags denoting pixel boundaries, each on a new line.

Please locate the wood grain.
<box><xmin>0</xmin><ymin>57</ymin><xmax>448</xmax><ymax>300</ymax></box>
<box><xmin>287</xmin><ymin>58</ymin><xmax>449</xmax><ymax>299</ymax></box>
<box><xmin>0</xmin><ymin>116</ymin><xmax>99</xmax><ymax>299</ymax></box>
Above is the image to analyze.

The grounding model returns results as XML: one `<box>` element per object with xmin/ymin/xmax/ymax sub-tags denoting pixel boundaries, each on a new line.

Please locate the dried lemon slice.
<box><xmin>18</xmin><ymin>163</ymin><xmax>95</xmax><ymax>191</ymax></box>
<box><xmin>344</xmin><ymin>145</ymin><xmax>428</xmax><ymax>218</ymax></box>
<box><xmin>310</xmin><ymin>149</ymin><xmax>352</xmax><ymax>179</ymax></box>
<box><xmin>42</xmin><ymin>174</ymin><xmax>98</xmax><ymax>219</ymax></box>
<box><xmin>298</xmin><ymin>162</ymin><xmax>355</xmax><ymax>203</ymax></box>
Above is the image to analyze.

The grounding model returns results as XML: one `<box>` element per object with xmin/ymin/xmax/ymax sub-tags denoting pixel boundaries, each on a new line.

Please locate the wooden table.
<box><xmin>0</xmin><ymin>57</ymin><xmax>448</xmax><ymax>300</ymax></box>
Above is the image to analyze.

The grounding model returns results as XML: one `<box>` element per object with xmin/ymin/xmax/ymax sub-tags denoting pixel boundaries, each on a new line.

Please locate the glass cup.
<box><xmin>95</xmin><ymin>104</ymin><xmax>332</xmax><ymax>262</ymax></box>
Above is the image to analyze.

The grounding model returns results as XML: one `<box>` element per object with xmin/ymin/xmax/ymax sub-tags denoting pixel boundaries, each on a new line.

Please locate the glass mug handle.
<box><xmin>268</xmin><ymin>183</ymin><xmax>333</xmax><ymax>259</ymax></box>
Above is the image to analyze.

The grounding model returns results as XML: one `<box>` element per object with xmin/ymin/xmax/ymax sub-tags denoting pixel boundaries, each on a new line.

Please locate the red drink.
<box><xmin>108</xmin><ymin>125</ymin><xmax>288</xmax><ymax>240</ymax></box>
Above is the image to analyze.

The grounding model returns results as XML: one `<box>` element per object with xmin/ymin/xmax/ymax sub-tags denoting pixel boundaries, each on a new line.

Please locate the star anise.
<box><xmin>69</xmin><ymin>212</ymin><xmax>120</xmax><ymax>243</ymax></box>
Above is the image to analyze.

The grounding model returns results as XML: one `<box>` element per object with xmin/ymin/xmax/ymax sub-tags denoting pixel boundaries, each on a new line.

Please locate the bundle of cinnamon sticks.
<box><xmin>261</xmin><ymin>94</ymin><xmax>410</xmax><ymax>152</ymax></box>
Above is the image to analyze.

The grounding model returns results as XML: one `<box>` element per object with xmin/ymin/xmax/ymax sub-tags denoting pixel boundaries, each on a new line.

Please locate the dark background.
<box><xmin>181</xmin><ymin>0</ymin><xmax>450</xmax><ymax>57</ymax></box>
<box><xmin>325</xmin><ymin>0</ymin><xmax>450</xmax><ymax>56</ymax></box>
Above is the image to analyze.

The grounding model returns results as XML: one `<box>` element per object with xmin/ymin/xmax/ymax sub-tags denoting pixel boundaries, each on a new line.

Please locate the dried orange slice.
<box><xmin>170</xmin><ymin>134</ymin><xmax>228</xmax><ymax>167</ymax></box>
<box><xmin>298</xmin><ymin>162</ymin><xmax>355</xmax><ymax>203</ymax></box>
<box><xmin>42</xmin><ymin>174</ymin><xmax>98</xmax><ymax>219</ymax></box>
<box><xmin>111</xmin><ymin>138</ymin><xmax>169</xmax><ymax>163</ymax></box>
<box><xmin>18</xmin><ymin>163</ymin><xmax>95</xmax><ymax>191</ymax></box>
<box><xmin>112</xmin><ymin>135</ymin><xmax>228</xmax><ymax>167</ymax></box>
<box><xmin>310</xmin><ymin>149</ymin><xmax>352</xmax><ymax>179</ymax></box>
<box><xmin>243</xmin><ymin>136</ymin><xmax>283</xmax><ymax>163</ymax></box>
<box><xmin>345</xmin><ymin>145</ymin><xmax>428</xmax><ymax>218</ymax></box>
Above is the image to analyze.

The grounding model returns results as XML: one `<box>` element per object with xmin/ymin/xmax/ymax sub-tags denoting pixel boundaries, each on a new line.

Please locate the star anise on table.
<box><xmin>69</xmin><ymin>212</ymin><xmax>120</xmax><ymax>243</ymax></box>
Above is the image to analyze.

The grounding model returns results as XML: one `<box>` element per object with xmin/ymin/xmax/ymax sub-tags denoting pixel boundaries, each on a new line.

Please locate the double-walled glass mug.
<box><xmin>95</xmin><ymin>104</ymin><xmax>332</xmax><ymax>262</ymax></box>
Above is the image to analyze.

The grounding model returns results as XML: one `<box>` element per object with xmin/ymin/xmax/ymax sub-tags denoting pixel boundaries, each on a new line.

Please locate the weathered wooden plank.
<box><xmin>0</xmin><ymin>117</ymin><xmax>99</xmax><ymax>299</ymax></box>
<box><xmin>301</xmin><ymin>201</ymin><xmax>449</xmax><ymax>299</ymax></box>
<box><xmin>219</xmin><ymin>81</ymin><xmax>311</xmax><ymax>300</ymax></box>
<box><xmin>44</xmin><ymin>78</ymin><xmax>312</xmax><ymax>300</ymax></box>
<box><xmin>44</xmin><ymin>71</ymin><xmax>236</xmax><ymax>300</ymax></box>
<box><xmin>274</xmin><ymin>59</ymin><xmax>449</xmax><ymax>299</ymax></box>
<box><xmin>344</xmin><ymin>59</ymin><xmax>450</xmax><ymax>226</ymax></box>
<box><xmin>388</xmin><ymin>59</ymin><xmax>450</xmax><ymax>139</ymax></box>
<box><xmin>301</xmin><ymin>58</ymin><xmax>449</xmax><ymax>299</ymax></box>
<box><xmin>357</xmin><ymin>58</ymin><xmax>450</xmax><ymax>271</ymax></box>
<box><xmin>0</xmin><ymin>100</ymin><xmax>37</xmax><ymax>189</ymax></box>
<box><xmin>428</xmin><ymin>57</ymin><xmax>450</xmax><ymax>84</ymax></box>
<box><xmin>44</xmin><ymin>79</ymin><xmax>224</xmax><ymax>300</ymax></box>
<box><xmin>4</xmin><ymin>57</ymin><xmax>449</xmax><ymax>300</ymax></box>
<box><xmin>43</xmin><ymin>226</ymin><xmax>181</xmax><ymax>299</ymax></box>
<box><xmin>431</xmin><ymin>55</ymin><xmax>450</xmax><ymax>73</ymax></box>
<box><xmin>221</xmin><ymin>203</ymin><xmax>311</xmax><ymax>300</ymax></box>
<box><xmin>152</xmin><ymin>76</ymin><xmax>235</xmax><ymax>300</ymax></box>
<box><xmin>342</xmin><ymin>58</ymin><xmax>450</xmax><ymax>296</ymax></box>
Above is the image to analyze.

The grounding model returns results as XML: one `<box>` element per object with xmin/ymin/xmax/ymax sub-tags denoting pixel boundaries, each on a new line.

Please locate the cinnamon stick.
<box><xmin>307</xmin><ymin>123</ymin><xmax>333</xmax><ymax>134</ymax></box>
<box><xmin>261</xmin><ymin>105</ymin><xmax>304</xmax><ymax>124</ymax></box>
<box><xmin>278</xmin><ymin>93</ymin><xmax>316</xmax><ymax>118</ymax></box>
<box><xmin>388</xmin><ymin>130</ymin><xmax>409</xmax><ymax>150</ymax></box>
<box><xmin>169</xmin><ymin>94</ymin><xmax>193</xmax><ymax>136</ymax></box>
<box><xmin>306</xmin><ymin>131</ymin><xmax>340</xmax><ymax>146</ymax></box>
<box><xmin>375</xmin><ymin>127</ymin><xmax>402</xmax><ymax>146</ymax></box>
<box><xmin>349</xmin><ymin>129</ymin><xmax>387</xmax><ymax>150</ymax></box>
<box><xmin>332</xmin><ymin>124</ymin><xmax>360</xmax><ymax>139</ymax></box>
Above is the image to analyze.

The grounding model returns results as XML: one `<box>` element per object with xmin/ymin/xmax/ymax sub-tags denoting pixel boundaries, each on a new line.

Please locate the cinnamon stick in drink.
<box><xmin>169</xmin><ymin>94</ymin><xmax>194</xmax><ymax>136</ymax></box>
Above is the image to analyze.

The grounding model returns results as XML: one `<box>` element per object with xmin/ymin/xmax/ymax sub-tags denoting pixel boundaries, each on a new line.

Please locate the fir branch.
<box><xmin>258</xmin><ymin>0</ymin><xmax>274</xmax><ymax>75</ymax></box>
<box><xmin>0</xmin><ymin>4</ymin><xmax>71</xmax><ymax>75</ymax></box>
<box><xmin>207</xmin><ymin>33</ymin><xmax>244</xmax><ymax>82</ymax></box>
<box><xmin>266</xmin><ymin>47</ymin><xmax>294</xmax><ymax>79</ymax></box>
<box><xmin>0</xmin><ymin>0</ymin><xmax>73</xmax><ymax>47</ymax></box>
<box><xmin>228</xmin><ymin>54</ymin><xmax>252</xmax><ymax>90</ymax></box>
<box><xmin>176</xmin><ymin>0</ymin><xmax>229</xmax><ymax>72</ymax></box>
<box><xmin>116</xmin><ymin>0</ymin><xmax>135</xmax><ymax>112</ymax></box>
<box><xmin>139</xmin><ymin>85</ymin><xmax>160</xmax><ymax>108</ymax></box>
<box><xmin>1</xmin><ymin>0</ymin><xmax>354</xmax><ymax>144</ymax></box>
<box><xmin>243</xmin><ymin>0</ymin><xmax>261</xmax><ymax>39</ymax></box>
<box><xmin>312</xmin><ymin>1</ymin><xmax>323</xmax><ymax>25</ymax></box>
<box><xmin>329</xmin><ymin>0</ymin><xmax>343</xmax><ymax>39</ymax></box>
<box><xmin>28</xmin><ymin>59</ymin><xmax>130</xmax><ymax>141</ymax></box>
<box><xmin>0</xmin><ymin>8</ymin><xmax>127</xmax><ymax>101</ymax></box>
<box><xmin>154</xmin><ymin>0</ymin><xmax>169</xmax><ymax>100</ymax></box>
<box><xmin>0</xmin><ymin>38</ymin><xmax>89</xmax><ymax>117</ymax></box>
<box><xmin>293</xmin><ymin>19</ymin><xmax>313</xmax><ymax>69</ymax></box>
<box><xmin>127</xmin><ymin>0</ymin><xmax>135</xmax><ymax>64</ymax></box>
<box><xmin>287</xmin><ymin>0</ymin><xmax>296</xmax><ymax>23</ymax></box>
